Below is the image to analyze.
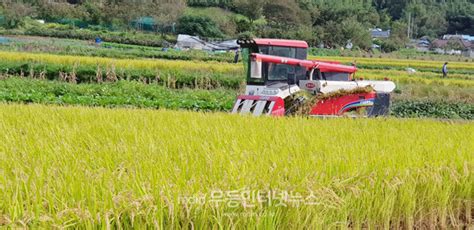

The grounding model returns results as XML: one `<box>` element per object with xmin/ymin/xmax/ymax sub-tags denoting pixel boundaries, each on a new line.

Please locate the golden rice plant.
<box><xmin>311</xmin><ymin>56</ymin><xmax>474</xmax><ymax>71</ymax></box>
<box><xmin>0</xmin><ymin>51</ymin><xmax>242</xmax><ymax>75</ymax></box>
<box><xmin>2</xmin><ymin>51</ymin><xmax>472</xmax><ymax>76</ymax></box>
<box><xmin>358</xmin><ymin>69</ymin><xmax>474</xmax><ymax>88</ymax></box>
<box><xmin>0</xmin><ymin>104</ymin><xmax>472</xmax><ymax>229</ymax></box>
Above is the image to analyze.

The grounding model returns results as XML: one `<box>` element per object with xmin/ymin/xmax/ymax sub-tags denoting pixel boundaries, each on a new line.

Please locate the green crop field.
<box><xmin>0</xmin><ymin>104</ymin><xmax>472</xmax><ymax>228</ymax></box>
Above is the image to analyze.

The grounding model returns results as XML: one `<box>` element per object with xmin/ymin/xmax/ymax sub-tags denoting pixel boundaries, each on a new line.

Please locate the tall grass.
<box><xmin>0</xmin><ymin>104</ymin><xmax>472</xmax><ymax>228</ymax></box>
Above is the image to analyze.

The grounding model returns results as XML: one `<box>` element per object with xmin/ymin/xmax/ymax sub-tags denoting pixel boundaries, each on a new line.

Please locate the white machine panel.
<box><xmin>300</xmin><ymin>80</ymin><xmax>396</xmax><ymax>94</ymax></box>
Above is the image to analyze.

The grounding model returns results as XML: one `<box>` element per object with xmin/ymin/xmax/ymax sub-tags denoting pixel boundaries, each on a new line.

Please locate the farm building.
<box><xmin>370</xmin><ymin>28</ymin><xmax>391</xmax><ymax>39</ymax></box>
<box><xmin>410</xmin><ymin>37</ymin><xmax>431</xmax><ymax>52</ymax></box>
<box><xmin>431</xmin><ymin>38</ymin><xmax>472</xmax><ymax>56</ymax></box>
<box><xmin>442</xmin><ymin>34</ymin><xmax>474</xmax><ymax>42</ymax></box>
<box><xmin>175</xmin><ymin>34</ymin><xmax>238</xmax><ymax>51</ymax></box>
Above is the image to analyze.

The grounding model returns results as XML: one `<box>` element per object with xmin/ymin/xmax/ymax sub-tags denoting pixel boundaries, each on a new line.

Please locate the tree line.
<box><xmin>0</xmin><ymin>0</ymin><xmax>472</xmax><ymax>50</ymax></box>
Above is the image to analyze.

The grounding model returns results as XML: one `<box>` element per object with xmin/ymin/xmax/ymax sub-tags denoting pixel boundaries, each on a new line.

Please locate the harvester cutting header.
<box><xmin>232</xmin><ymin>38</ymin><xmax>396</xmax><ymax>117</ymax></box>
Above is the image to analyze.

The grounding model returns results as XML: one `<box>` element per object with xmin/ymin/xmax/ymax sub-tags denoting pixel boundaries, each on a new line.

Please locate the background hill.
<box><xmin>0</xmin><ymin>0</ymin><xmax>472</xmax><ymax>50</ymax></box>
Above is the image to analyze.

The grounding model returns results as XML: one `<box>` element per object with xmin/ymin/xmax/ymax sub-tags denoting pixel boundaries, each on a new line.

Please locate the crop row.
<box><xmin>0</xmin><ymin>77</ymin><xmax>236</xmax><ymax>111</ymax></box>
<box><xmin>0</xmin><ymin>51</ymin><xmax>241</xmax><ymax>75</ymax></box>
<box><xmin>313</xmin><ymin>56</ymin><xmax>474</xmax><ymax>73</ymax></box>
<box><xmin>1</xmin><ymin>77</ymin><xmax>472</xmax><ymax>119</ymax></box>
<box><xmin>358</xmin><ymin>69</ymin><xmax>474</xmax><ymax>80</ymax></box>
<box><xmin>0</xmin><ymin>51</ymin><xmax>472</xmax><ymax>89</ymax></box>
<box><xmin>0</xmin><ymin>37</ymin><xmax>235</xmax><ymax>63</ymax></box>
<box><xmin>101</xmin><ymin>42</ymin><xmax>235</xmax><ymax>62</ymax></box>
<box><xmin>2</xmin><ymin>51</ymin><xmax>473</xmax><ymax>77</ymax></box>
<box><xmin>393</xmin><ymin>83</ymin><xmax>474</xmax><ymax>104</ymax></box>
<box><xmin>1</xmin><ymin>25</ymin><xmax>171</xmax><ymax>47</ymax></box>
<box><xmin>0</xmin><ymin>103</ymin><xmax>472</xmax><ymax>228</ymax></box>
<box><xmin>358</xmin><ymin>69</ymin><xmax>474</xmax><ymax>88</ymax></box>
<box><xmin>0</xmin><ymin>62</ymin><xmax>242</xmax><ymax>90</ymax></box>
<box><xmin>391</xmin><ymin>99</ymin><xmax>473</xmax><ymax>119</ymax></box>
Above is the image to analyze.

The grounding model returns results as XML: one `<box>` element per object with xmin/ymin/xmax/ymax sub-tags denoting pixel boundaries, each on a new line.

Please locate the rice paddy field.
<box><xmin>0</xmin><ymin>36</ymin><xmax>473</xmax><ymax>228</ymax></box>
<box><xmin>0</xmin><ymin>104</ymin><xmax>472</xmax><ymax>228</ymax></box>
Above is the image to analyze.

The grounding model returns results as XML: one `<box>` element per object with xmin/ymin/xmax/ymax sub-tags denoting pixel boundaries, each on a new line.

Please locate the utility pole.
<box><xmin>407</xmin><ymin>12</ymin><xmax>411</xmax><ymax>39</ymax></box>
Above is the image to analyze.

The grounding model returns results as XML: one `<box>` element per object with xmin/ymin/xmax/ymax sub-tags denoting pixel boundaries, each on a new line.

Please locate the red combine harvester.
<box><xmin>232</xmin><ymin>39</ymin><xmax>396</xmax><ymax>117</ymax></box>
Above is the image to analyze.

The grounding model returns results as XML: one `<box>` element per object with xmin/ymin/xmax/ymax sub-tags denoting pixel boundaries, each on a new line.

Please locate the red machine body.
<box><xmin>310</xmin><ymin>92</ymin><xmax>376</xmax><ymax>116</ymax></box>
<box><xmin>252</xmin><ymin>39</ymin><xmax>309</xmax><ymax>48</ymax></box>
<box><xmin>251</xmin><ymin>53</ymin><xmax>357</xmax><ymax>75</ymax></box>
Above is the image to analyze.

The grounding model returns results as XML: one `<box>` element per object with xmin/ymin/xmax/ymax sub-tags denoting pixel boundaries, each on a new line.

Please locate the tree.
<box><xmin>177</xmin><ymin>15</ymin><xmax>224</xmax><ymax>38</ymax></box>
<box><xmin>1</xmin><ymin>2</ymin><xmax>36</xmax><ymax>28</ymax></box>
<box><xmin>233</xmin><ymin>0</ymin><xmax>265</xmax><ymax>22</ymax></box>
<box><xmin>402</xmin><ymin>3</ymin><xmax>448</xmax><ymax>38</ymax></box>
<box><xmin>261</xmin><ymin>0</ymin><xmax>311</xmax><ymax>38</ymax></box>
<box><xmin>373</xmin><ymin>0</ymin><xmax>409</xmax><ymax>20</ymax></box>
<box><xmin>82</xmin><ymin>1</ymin><xmax>102</xmax><ymax>25</ymax></box>
<box><xmin>263</xmin><ymin>0</ymin><xmax>310</xmax><ymax>27</ymax></box>
<box><xmin>447</xmin><ymin>15</ymin><xmax>474</xmax><ymax>35</ymax></box>
<box><xmin>147</xmin><ymin>0</ymin><xmax>186</xmax><ymax>34</ymax></box>
<box><xmin>380</xmin><ymin>20</ymin><xmax>409</xmax><ymax>52</ymax></box>
<box><xmin>36</xmin><ymin>1</ymin><xmax>89</xmax><ymax>23</ymax></box>
<box><xmin>341</xmin><ymin>18</ymin><xmax>372</xmax><ymax>50</ymax></box>
<box><xmin>100</xmin><ymin>1</ymin><xmax>143</xmax><ymax>29</ymax></box>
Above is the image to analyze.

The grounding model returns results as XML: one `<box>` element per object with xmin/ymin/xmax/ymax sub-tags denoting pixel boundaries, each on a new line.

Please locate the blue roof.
<box><xmin>462</xmin><ymin>35</ymin><xmax>474</xmax><ymax>42</ymax></box>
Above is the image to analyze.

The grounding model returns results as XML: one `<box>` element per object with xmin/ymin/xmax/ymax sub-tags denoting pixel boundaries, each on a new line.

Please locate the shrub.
<box><xmin>177</xmin><ymin>15</ymin><xmax>224</xmax><ymax>38</ymax></box>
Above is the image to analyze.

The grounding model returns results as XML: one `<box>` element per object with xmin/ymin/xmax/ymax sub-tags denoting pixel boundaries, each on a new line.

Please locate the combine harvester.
<box><xmin>232</xmin><ymin>39</ymin><xmax>396</xmax><ymax>117</ymax></box>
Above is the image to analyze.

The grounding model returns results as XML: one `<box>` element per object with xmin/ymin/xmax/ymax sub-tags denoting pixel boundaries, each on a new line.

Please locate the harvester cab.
<box><xmin>232</xmin><ymin>38</ymin><xmax>396</xmax><ymax>117</ymax></box>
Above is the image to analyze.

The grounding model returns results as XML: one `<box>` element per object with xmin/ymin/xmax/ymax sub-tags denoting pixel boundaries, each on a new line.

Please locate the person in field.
<box><xmin>234</xmin><ymin>49</ymin><xmax>240</xmax><ymax>63</ymax></box>
<box><xmin>442</xmin><ymin>62</ymin><xmax>448</xmax><ymax>78</ymax></box>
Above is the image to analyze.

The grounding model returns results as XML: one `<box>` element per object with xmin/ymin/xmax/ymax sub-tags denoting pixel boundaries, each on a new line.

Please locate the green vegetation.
<box><xmin>0</xmin><ymin>104</ymin><xmax>472</xmax><ymax>228</ymax></box>
<box><xmin>1</xmin><ymin>1</ymin><xmax>473</xmax><ymax>49</ymax></box>
<box><xmin>4</xmin><ymin>36</ymin><xmax>471</xmax><ymax>65</ymax></box>
<box><xmin>0</xmin><ymin>51</ymin><xmax>242</xmax><ymax>89</ymax></box>
<box><xmin>0</xmin><ymin>36</ymin><xmax>235</xmax><ymax>62</ymax></box>
<box><xmin>101</xmin><ymin>42</ymin><xmax>234</xmax><ymax>62</ymax></box>
<box><xmin>393</xmin><ymin>84</ymin><xmax>474</xmax><ymax>104</ymax></box>
<box><xmin>1</xmin><ymin>21</ymin><xmax>173</xmax><ymax>47</ymax></box>
<box><xmin>0</xmin><ymin>77</ymin><xmax>472</xmax><ymax>120</ymax></box>
<box><xmin>0</xmin><ymin>49</ymin><xmax>472</xmax><ymax>120</ymax></box>
<box><xmin>391</xmin><ymin>100</ymin><xmax>473</xmax><ymax>120</ymax></box>
<box><xmin>184</xmin><ymin>7</ymin><xmax>253</xmax><ymax>36</ymax></box>
<box><xmin>0</xmin><ymin>77</ymin><xmax>235</xmax><ymax>111</ymax></box>
<box><xmin>177</xmin><ymin>15</ymin><xmax>224</xmax><ymax>38</ymax></box>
